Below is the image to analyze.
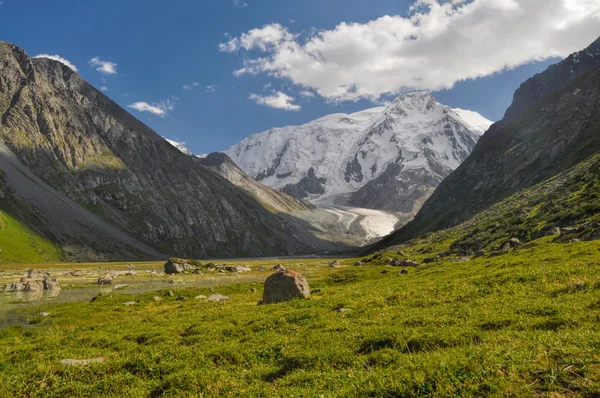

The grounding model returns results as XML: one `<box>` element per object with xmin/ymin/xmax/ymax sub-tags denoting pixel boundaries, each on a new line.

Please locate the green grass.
<box><xmin>0</xmin><ymin>209</ymin><xmax>63</xmax><ymax>264</ymax></box>
<box><xmin>1</xmin><ymin>241</ymin><xmax>600</xmax><ymax>396</ymax></box>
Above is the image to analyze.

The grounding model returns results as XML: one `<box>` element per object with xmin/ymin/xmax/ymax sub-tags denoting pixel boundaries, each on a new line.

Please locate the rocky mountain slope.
<box><xmin>197</xmin><ymin>152</ymin><xmax>313</xmax><ymax>214</ymax></box>
<box><xmin>374</xmin><ymin>36</ymin><xmax>600</xmax><ymax>249</ymax></box>
<box><xmin>0</xmin><ymin>41</ymin><xmax>338</xmax><ymax>261</ymax></box>
<box><xmin>226</xmin><ymin>93</ymin><xmax>492</xmax><ymax>214</ymax></box>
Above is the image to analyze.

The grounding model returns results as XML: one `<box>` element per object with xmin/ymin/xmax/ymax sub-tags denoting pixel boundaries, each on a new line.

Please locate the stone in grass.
<box><xmin>114</xmin><ymin>284</ymin><xmax>128</xmax><ymax>290</ymax></box>
<box><xmin>207</xmin><ymin>294</ymin><xmax>230</xmax><ymax>302</ymax></box>
<box><xmin>153</xmin><ymin>296</ymin><xmax>163</xmax><ymax>302</ymax></box>
<box><xmin>39</xmin><ymin>312</ymin><xmax>51</xmax><ymax>317</ymax></box>
<box><xmin>60</xmin><ymin>357</ymin><xmax>105</xmax><ymax>366</ymax></box>
<box><xmin>164</xmin><ymin>258</ymin><xmax>198</xmax><ymax>275</ymax></box>
<box><xmin>123</xmin><ymin>301</ymin><xmax>136</xmax><ymax>306</ymax></box>
<box><xmin>328</xmin><ymin>260</ymin><xmax>341</xmax><ymax>268</ymax></box>
<box><xmin>272</xmin><ymin>264</ymin><xmax>286</xmax><ymax>272</ymax></box>
<box><xmin>70</xmin><ymin>270</ymin><xmax>84</xmax><ymax>277</ymax></box>
<box><xmin>195</xmin><ymin>295</ymin><xmax>207</xmax><ymax>300</ymax></box>
<box><xmin>24</xmin><ymin>280</ymin><xmax>44</xmax><ymax>293</ymax></box>
<box><xmin>262</xmin><ymin>271</ymin><xmax>310</xmax><ymax>304</ymax></box>
<box><xmin>97</xmin><ymin>273</ymin><xmax>115</xmax><ymax>285</ymax></box>
<box><xmin>335</xmin><ymin>307</ymin><xmax>351</xmax><ymax>313</ymax></box>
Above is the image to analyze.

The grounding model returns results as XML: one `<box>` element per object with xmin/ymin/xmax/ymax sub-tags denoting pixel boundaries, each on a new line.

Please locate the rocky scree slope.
<box><xmin>0</xmin><ymin>42</ymin><xmax>324</xmax><ymax>260</ymax></box>
<box><xmin>227</xmin><ymin>93</ymin><xmax>491</xmax><ymax>214</ymax></box>
<box><xmin>374</xmin><ymin>37</ymin><xmax>600</xmax><ymax>250</ymax></box>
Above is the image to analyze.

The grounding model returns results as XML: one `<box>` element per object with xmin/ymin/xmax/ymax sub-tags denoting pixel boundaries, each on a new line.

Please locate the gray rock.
<box><xmin>24</xmin><ymin>280</ymin><xmax>44</xmax><ymax>292</ymax></box>
<box><xmin>97</xmin><ymin>273</ymin><xmax>114</xmax><ymax>285</ymax></box>
<box><xmin>400</xmin><ymin>259</ymin><xmax>420</xmax><ymax>267</ymax></box>
<box><xmin>153</xmin><ymin>296</ymin><xmax>163</xmax><ymax>301</ymax></box>
<box><xmin>123</xmin><ymin>301</ymin><xmax>136</xmax><ymax>306</ymax></box>
<box><xmin>474</xmin><ymin>249</ymin><xmax>485</xmax><ymax>258</ymax></box>
<box><xmin>60</xmin><ymin>358</ymin><xmax>105</xmax><ymax>366</ymax></box>
<box><xmin>353</xmin><ymin>262</ymin><xmax>362</xmax><ymax>266</ymax></box>
<box><xmin>3</xmin><ymin>282</ymin><xmax>26</xmax><ymax>292</ymax></box>
<box><xmin>272</xmin><ymin>264</ymin><xmax>286</xmax><ymax>272</ymax></box>
<box><xmin>195</xmin><ymin>295</ymin><xmax>207</xmax><ymax>300</ymax></box>
<box><xmin>207</xmin><ymin>294</ymin><xmax>230</xmax><ymax>302</ymax></box>
<box><xmin>225</xmin><ymin>265</ymin><xmax>251</xmax><ymax>273</ymax></box>
<box><xmin>328</xmin><ymin>260</ymin><xmax>341</xmax><ymax>268</ymax></box>
<box><xmin>164</xmin><ymin>258</ymin><xmax>198</xmax><ymax>275</ymax></box>
<box><xmin>70</xmin><ymin>270</ymin><xmax>83</xmax><ymax>277</ymax></box>
<box><xmin>262</xmin><ymin>271</ymin><xmax>310</xmax><ymax>304</ymax></box>
<box><xmin>42</xmin><ymin>277</ymin><xmax>61</xmax><ymax>291</ymax></box>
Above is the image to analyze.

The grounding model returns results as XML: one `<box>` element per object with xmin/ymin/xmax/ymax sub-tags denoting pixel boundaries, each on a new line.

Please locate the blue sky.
<box><xmin>1</xmin><ymin>0</ymin><xmax>598</xmax><ymax>154</ymax></box>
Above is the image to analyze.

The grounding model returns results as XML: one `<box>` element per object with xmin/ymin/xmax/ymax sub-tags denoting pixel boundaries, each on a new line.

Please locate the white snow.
<box><xmin>165</xmin><ymin>138</ymin><xmax>193</xmax><ymax>156</ymax></box>
<box><xmin>226</xmin><ymin>92</ymin><xmax>493</xmax><ymax>206</ymax></box>
<box><xmin>322</xmin><ymin>206</ymin><xmax>400</xmax><ymax>239</ymax></box>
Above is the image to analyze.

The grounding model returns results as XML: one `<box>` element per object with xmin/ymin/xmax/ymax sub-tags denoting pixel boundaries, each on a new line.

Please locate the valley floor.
<box><xmin>1</xmin><ymin>239</ymin><xmax>600</xmax><ymax>396</ymax></box>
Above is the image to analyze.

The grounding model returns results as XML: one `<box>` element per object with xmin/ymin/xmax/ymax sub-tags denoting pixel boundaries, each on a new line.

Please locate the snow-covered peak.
<box><xmin>226</xmin><ymin>95</ymin><xmax>493</xmax><ymax>212</ymax></box>
<box><xmin>165</xmin><ymin>138</ymin><xmax>193</xmax><ymax>156</ymax></box>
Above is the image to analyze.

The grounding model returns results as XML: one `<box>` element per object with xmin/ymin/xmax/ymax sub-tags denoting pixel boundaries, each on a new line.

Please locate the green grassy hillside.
<box><xmin>1</xmin><ymin>239</ymin><xmax>600</xmax><ymax>396</ymax></box>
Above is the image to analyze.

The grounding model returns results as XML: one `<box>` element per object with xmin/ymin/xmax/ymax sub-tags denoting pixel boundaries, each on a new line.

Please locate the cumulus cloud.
<box><xmin>248</xmin><ymin>91</ymin><xmax>300</xmax><ymax>110</ymax></box>
<box><xmin>221</xmin><ymin>0</ymin><xmax>600</xmax><ymax>102</ymax></box>
<box><xmin>205</xmin><ymin>84</ymin><xmax>217</xmax><ymax>93</ymax></box>
<box><xmin>100</xmin><ymin>86</ymin><xmax>108</xmax><ymax>91</ymax></box>
<box><xmin>128</xmin><ymin>100</ymin><xmax>174</xmax><ymax>117</ymax></box>
<box><xmin>233</xmin><ymin>0</ymin><xmax>247</xmax><ymax>8</ymax></box>
<box><xmin>33</xmin><ymin>54</ymin><xmax>78</xmax><ymax>72</ymax></box>
<box><xmin>89</xmin><ymin>57</ymin><xmax>117</xmax><ymax>75</ymax></box>
<box><xmin>183</xmin><ymin>84</ymin><xmax>192</xmax><ymax>90</ymax></box>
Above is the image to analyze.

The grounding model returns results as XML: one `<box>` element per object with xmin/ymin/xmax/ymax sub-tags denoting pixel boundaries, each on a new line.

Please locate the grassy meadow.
<box><xmin>1</xmin><ymin>239</ymin><xmax>600</xmax><ymax>397</ymax></box>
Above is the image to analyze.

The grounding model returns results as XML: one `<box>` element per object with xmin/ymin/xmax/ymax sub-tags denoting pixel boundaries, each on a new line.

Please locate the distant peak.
<box><xmin>386</xmin><ymin>91</ymin><xmax>438</xmax><ymax>114</ymax></box>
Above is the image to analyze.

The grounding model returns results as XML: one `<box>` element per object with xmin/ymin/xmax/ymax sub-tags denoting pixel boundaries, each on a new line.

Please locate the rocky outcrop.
<box><xmin>262</xmin><ymin>271</ymin><xmax>310</xmax><ymax>304</ymax></box>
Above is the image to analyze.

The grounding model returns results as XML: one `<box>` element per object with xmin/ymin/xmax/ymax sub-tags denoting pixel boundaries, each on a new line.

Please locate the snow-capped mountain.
<box><xmin>226</xmin><ymin>92</ymin><xmax>493</xmax><ymax>213</ymax></box>
<box><xmin>165</xmin><ymin>139</ymin><xmax>194</xmax><ymax>156</ymax></box>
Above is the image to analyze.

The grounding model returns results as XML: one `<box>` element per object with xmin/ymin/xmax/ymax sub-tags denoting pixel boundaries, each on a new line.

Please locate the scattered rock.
<box><xmin>262</xmin><ymin>271</ymin><xmax>310</xmax><ymax>304</ymax></box>
<box><xmin>192</xmin><ymin>269</ymin><xmax>203</xmax><ymax>274</ymax></box>
<box><xmin>70</xmin><ymin>270</ymin><xmax>83</xmax><ymax>277</ymax></box>
<box><xmin>127</xmin><ymin>264</ymin><xmax>136</xmax><ymax>269</ymax></box>
<box><xmin>209</xmin><ymin>287</ymin><xmax>215</xmax><ymax>293</ymax></box>
<box><xmin>508</xmin><ymin>237</ymin><xmax>521</xmax><ymax>248</ymax></box>
<box><xmin>562</xmin><ymin>227</ymin><xmax>579</xmax><ymax>233</ymax></box>
<box><xmin>353</xmin><ymin>262</ymin><xmax>362</xmax><ymax>266</ymax></box>
<box><xmin>123</xmin><ymin>302</ymin><xmax>136</xmax><ymax>306</ymax></box>
<box><xmin>114</xmin><ymin>284</ymin><xmax>128</xmax><ymax>290</ymax></box>
<box><xmin>60</xmin><ymin>358</ymin><xmax>105</xmax><ymax>366</ymax></box>
<box><xmin>39</xmin><ymin>312</ymin><xmax>50</xmax><ymax>317</ymax></box>
<box><xmin>400</xmin><ymin>259</ymin><xmax>420</xmax><ymax>267</ymax></box>
<box><xmin>250</xmin><ymin>288</ymin><xmax>257</xmax><ymax>293</ymax></box>
<box><xmin>27</xmin><ymin>269</ymin><xmax>46</xmax><ymax>279</ymax></box>
<box><xmin>397</xmin><ymin>251</ymin><xmax>407</xmax><ymax>257</ymax></box>
<box><xmin>225</xmin><ymin>265</ymin><xmax>251</xmax><ymax>273</ymax></box>
<box><xmin>381</xmin><ymin>270</ymin><xmax>390</xmax><ymax>274</ymax></box>
<box><xmin>149</xmin><ymin>270</ymin><xmax>159</xmax><ymax>276</ymax></box>
<box><xmin>257</xmin><ymin>266</ymin><xmax>267</xmax><ymax>271</ymax></box>
<box><xmin>423</xmin><ymin>257</ymin><xmax>437</xmax><ymax>264</ymax></box>
<box><xmin>207</xmin><ymin>294</ymin><xmax>230</xmax><ymax>302</ymax></box>
<box><xmin>122</xmin><ymin>271</ymin><xmax>137</xmax><ymax>277</ymax></box>
<box><xmin>164</xmin><ymin>258</ymin><xmax>198</xmax><ymax>275</ymax></box>
<box><xmin>24</xmin><ymin>280</ymin><xmax>44</xmax><ymax>292</ymax></box>
<box><xmin>390</xmin><ymin>258</ymin><xmax>402</xmax><ymax>267</ymax></box>
<box><xmin>3</xmin><ymin>282</ymin><xmax>26</xmax><ymax>292</ymax></box>
<box><xmin>328</xmin><ymin>260</ymin><xmax>341</xmax><ymax>268</ymax></box>
<box><xmin>97</xmin><ymin>273</ymin><xmax>114</xmax><ymax>285</ymax></box>
<box><xmin>474</xmin><ymin>249</ymin><xmax>485</xmax><ymax>258</ymax></box>
<box><xmin>42</xmin><ymin>277</ymin><xmax>60</xmax><ymax>291</ymax></box>
<box><xmin>400</xmin><ymin>268</ymin><xmax>409</xmax><ymax>275</ymax></box>
<box><xmin>153</xmin><ymin>296</ymin><xmax>163</xmax><ymax>302</ymax></box>
<box><xmin>335</xmin><ymin>307</ymin><xmax>351</xmax><ymax>313</ymax></box>
<box><xmin>166</xmin><ymin>290</ymin><xmax>175</xmax><ymax>297</ymax></box>
<box><xmin>176</xmin><ymin>296</ymin><xmax>186</xmax><ymax>301</ymax></box>
<box><xmin>195</xmin><ymin>295</ymin><xmax>207</xmax><ymax>300</ymax></box>
<box><xmin>272</xmin><ymin>264</ymin><xmax>286</xmax><ymax>272</ymax></box>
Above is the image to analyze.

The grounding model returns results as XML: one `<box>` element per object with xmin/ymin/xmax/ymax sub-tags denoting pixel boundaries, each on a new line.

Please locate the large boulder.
<box><xmin>27</xmin><ymin>269</ymin><xmax>48</xmax><ymax>279</ymax></box>
<box><xmin>225</xmin><ymin>265</ymin><xmax>251</xmax><ymax>273</ymax></box>
<box><xmin>3</xmin><ymin>282</ymin><xmax>26</xmax><ymax>292</ymax></box>
<box><xmin>262</xmin><ymin>271</ymin><xmax>310</xmax><ymax>304</ymax></box>
<box><xmin>164</xmin><ymin>258</ymin><xmax>198</xmax><ymax>275</ymax></box>
<box><xmin>328</xmin><ymin>260</ymin><xmax>340</xmax><ymax>268</ymax></box>
<box><xmin>272</xmin><ymin>264</ymin><xmax>286</xmax><ymax>271</ymax></box>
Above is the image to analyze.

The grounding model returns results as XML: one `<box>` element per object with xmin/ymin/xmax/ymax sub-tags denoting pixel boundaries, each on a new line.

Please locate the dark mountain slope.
<box><xmin>0</xmin><ymin>42</ymin><xmax>322</xmax><ymax>260</ymax></box>
<box><xmin>374</xmin><ymin>37</ymin><xmax>600</xmax><ymax>250</ymax></box>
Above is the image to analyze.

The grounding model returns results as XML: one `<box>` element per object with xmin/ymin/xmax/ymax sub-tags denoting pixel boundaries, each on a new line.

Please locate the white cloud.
<box><xmin>33</xmin><ymin>54</ymin><xmax>78</xmax><ymax>72</ymax></box>
<box><xmin>183</xmin><ymin>85</ymin><xmax>192</xmax><ymax>90</ymax></box>
<box><xmin>299</xmin><ymin>90</ymin><xmax>315</xmax><ymax>98</ymax></box>
<box><xmin>192</xmin><ymin>82</ymin><xmax>200</xmax><ymax>87</ymax></box>
<box><xmin>100</xmin><ymin>86</ymin><xmax>108</xmax><ymax>91</ymax></box>
<box><xmin>89</xmin><ymin>57</ymin><xmax>117</xmax><ymax>75</ymax></box>
<box><xmin>205</xmin><ymin>84</ymin><xmax>217</xmax><ymax>93</ymax></box>
<box><xmin>233</xmin><ymin>0</ymin><xmax>248</xmax><ymax>8</ymax></box>
<box><xmin>221</xmin><ymin>0</ymin><xmax>600</xmax><ymax>102</ymax></box>
<box><xmin>128</xmin><ymin>100</ymin><xmax>174</xmax><ymax>117</ymax></box>
<box><xmin>248</xmin><ymin>91</ymin><xmax>300</xmax><ymax>110</ymax></box>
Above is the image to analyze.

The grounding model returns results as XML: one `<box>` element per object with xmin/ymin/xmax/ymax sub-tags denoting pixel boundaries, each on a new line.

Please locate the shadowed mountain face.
<box><xmin>0</xmin><ymin>42</ymin><xmax>329</xmax><ymax>260</ymax></box>
<box><xmin>374</xmin><ymin>36</ymin><xmax>600</xmax><ymax>250</ymax></box>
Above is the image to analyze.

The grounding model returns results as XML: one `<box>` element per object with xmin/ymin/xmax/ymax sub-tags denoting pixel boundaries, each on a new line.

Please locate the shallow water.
<box><xmin>0</xmin><ymin>271</ymin><xmax>265</xmax><ymax>329</ymax></box>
